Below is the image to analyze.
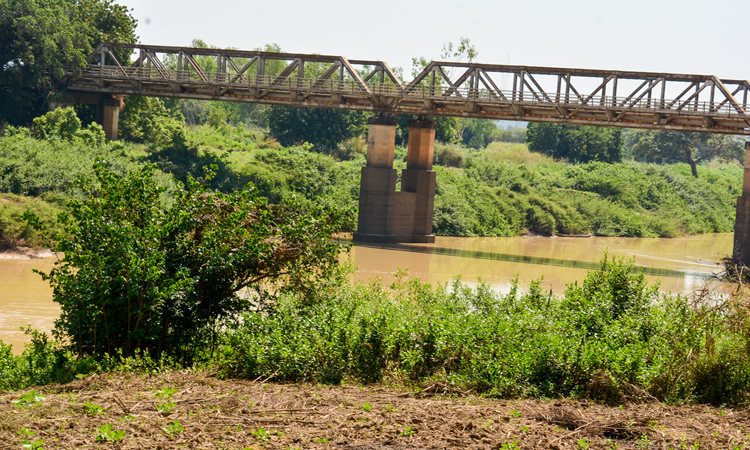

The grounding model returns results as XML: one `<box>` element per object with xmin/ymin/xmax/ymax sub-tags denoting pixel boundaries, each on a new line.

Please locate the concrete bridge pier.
<box><xmin>733</xmin><ymin>141</ymin><xmax>750</xmax><ymax>264</ymax></box>
<box><xmin>97</xmin><ymin>95</ymin><xmax>122</xmax><ymax>141</ymax></box>
<box><xmin>353</xmin><ymin>116</ymin><xmax>436</xmax><ymax>244</ymax></box>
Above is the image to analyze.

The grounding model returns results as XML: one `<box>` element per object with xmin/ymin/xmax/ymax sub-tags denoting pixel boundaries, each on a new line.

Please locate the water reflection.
<box><xmin>0</xmin><ymin>233</ymin><xmax>736</xmax><ymax>354</ymax></box>
<box><xmin>345</xmin><ymin>234</ymin><xmax>733</xmax><ymax>295</ymax></box>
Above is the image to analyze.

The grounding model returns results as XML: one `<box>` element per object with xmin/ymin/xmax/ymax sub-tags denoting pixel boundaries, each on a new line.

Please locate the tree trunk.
<box><xmin>682</xmin><ymin>147</ymin><xmax>699</xmax><ymax>178</ymax></box>
<box><xmin>688</xmin><ymin>159</ymin><xmax>699</xmax><ymax>178</ymax></box>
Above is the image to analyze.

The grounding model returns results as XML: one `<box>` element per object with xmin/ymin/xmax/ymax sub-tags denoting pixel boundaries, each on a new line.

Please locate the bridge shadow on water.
<box><xmin>348</xmin><ymin>241</ymin><xmax>708</xmax><ymax>280</ymax></box>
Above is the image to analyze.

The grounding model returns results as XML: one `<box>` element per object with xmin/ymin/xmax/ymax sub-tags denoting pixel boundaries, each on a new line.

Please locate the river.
<box><xmin>0</xmin><ymin>233</ymin><xmax>734</xmax><ymax>354</ymax></box>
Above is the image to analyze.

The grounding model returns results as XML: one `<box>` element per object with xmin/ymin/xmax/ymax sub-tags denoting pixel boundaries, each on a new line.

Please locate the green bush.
<box><xmin>31</xmin><ymin>107</ymin><xmax>105</xmax><ymax>145</ymax></box>
<box><xmin>0</xmin><ymin>193</ymin><xmax>64</xmax><ymax>248</ymax></box>
<box><xmin>32</xmin><ymin>163</ymin><xmax>350</xmax><ymax>362</ymax></box>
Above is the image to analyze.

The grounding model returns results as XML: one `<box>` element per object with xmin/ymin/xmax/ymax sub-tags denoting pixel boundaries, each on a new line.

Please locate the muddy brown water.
<box><xmin>1</xmin><ymin>233</ymin><xmax>733</xmax><ymax>354</ymax></box>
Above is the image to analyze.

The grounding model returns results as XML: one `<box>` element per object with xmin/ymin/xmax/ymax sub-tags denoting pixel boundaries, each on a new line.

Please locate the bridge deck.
<box><xmin>62</xmin><ymin>43</ymin><xmax>750</xmax><ymax>135</ymax></box>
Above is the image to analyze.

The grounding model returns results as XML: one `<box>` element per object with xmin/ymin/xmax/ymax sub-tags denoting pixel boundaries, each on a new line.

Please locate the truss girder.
<box><xmin>63</xmin><ymin>44</ymin><xmax>750</xmax><ymax>135</ymax></box>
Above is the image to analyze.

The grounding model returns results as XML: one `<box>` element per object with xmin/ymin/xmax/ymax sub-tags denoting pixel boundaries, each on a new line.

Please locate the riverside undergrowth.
<box><xmin>2</xmin><ymin>256</ymin><xmax>750</xmax><ymax>405</ymax></box>
<box><xmin>218</xmin><ymin>256</ymin><xmax>750</xmax><ymax>406</ymax></box>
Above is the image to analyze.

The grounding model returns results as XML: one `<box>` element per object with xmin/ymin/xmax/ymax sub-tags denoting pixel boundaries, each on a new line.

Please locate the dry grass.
<box><xmin>1</xmin><ymin>371</ymin><xmax>748</xmax><ymax>449</ymax></box>
<box><xmin>484</xmin><ymin>142</ymin><xmax>557</xmax><ymax>165</ymax></box>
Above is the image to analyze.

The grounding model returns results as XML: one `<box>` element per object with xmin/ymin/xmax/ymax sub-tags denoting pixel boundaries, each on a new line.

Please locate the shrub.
<box><xmin>31</xmin><ymin>107</ymin><xmax>105</xmax><ymax>145</ymax></box>
<box><xmin>219</xmin><ymin>256</ymin><xmax>750</xmax><ymax>405</ymax></box>
<box><xmin>31</xmin><ymin>163</ymin><xmax>351</xmax><ymax>361</ymax></box>
<box><xmin>433</xmin><ymin>142</ymin><xmax>467</xmax><ymax>167</ymax></box>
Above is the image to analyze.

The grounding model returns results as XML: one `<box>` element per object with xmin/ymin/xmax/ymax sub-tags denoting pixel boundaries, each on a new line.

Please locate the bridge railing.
<box><xmin>61</xmin><ymin>43</ymin><xmax>750</xmax><ymax>134</ymax></box>
<box><xmin>76</xmin><ymin>63</ymin><xmax>743</xmax><ymax>117</ymax></box>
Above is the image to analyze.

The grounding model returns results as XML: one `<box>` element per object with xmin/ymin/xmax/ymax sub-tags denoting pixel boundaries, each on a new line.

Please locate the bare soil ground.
<box><xmin>0</xmin><ymin>371</ymin><xmax>747</xmax><ymax>449</ymax></box>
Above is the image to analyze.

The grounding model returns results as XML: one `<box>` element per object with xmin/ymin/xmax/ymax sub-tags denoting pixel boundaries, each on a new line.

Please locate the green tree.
<box><xmin>461</xmin><ymin>119</ymin><xmax>501</xmax><ymax>149</ymax></box>
<box><xmin>34</xmin><ymin>164</ymin><xmax>349</xmax><ymax>360</ymax></box>
<box><xmin>267</xmin><ymin>106</ymin><xmax>368</xmax><ymax>150</ymax></box>
<box><xmin>526</xmin><ymin>123</ymin><xmax>622</xmax><ymax>163</ymax></box>
<box><xmin>0</xmin><ymin>0</ymin><xmax>137</xmax><ymax>126</ymax></box>
<box><xmin>629</xmin><ymin>129</ymin><xmax>743</xmax><ymax>178</ymax></box>
<box><xmin>118</xmin><ymin>96</ymin><xmax>186</xmax><ymax>147</ymax></box>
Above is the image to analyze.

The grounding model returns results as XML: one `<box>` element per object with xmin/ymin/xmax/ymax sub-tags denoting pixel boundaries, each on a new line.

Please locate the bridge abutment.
<box><xmin>353</xmin><ymin>117</ymin><xmax>436</xmax><ymax>244</ymax></box>
<box><xmin>733</xmin><ymin>142</ymin><xmax>750</xmax><ymax>264</ymax></box>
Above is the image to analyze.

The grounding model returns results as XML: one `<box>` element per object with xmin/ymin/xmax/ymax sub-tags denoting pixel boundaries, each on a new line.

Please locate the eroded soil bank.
<box><xmin>0</xmin><ymin>371</ymin><xmax>747</xmax><ymax>449</ymax></box>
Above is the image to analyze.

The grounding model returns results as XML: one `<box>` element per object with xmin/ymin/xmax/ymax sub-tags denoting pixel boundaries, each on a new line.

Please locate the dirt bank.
<box><xmin>0</xmin><ymin>246</ymin><xmax>56</xmax><ymax>259</ymax></box>
<box><xmin>0</xmin><ymin>371</ymin><xmax>747</xmax><ymax>449</ymax></box>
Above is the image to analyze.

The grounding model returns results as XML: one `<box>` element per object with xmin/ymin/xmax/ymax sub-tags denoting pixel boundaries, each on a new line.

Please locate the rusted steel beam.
<box><xmin>64</xmin><ymin>44</ymin><xmax>750</xmax><ymax>135</ymax></box>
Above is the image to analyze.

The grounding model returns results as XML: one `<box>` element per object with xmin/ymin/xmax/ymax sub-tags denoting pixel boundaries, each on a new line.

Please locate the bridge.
<box><xmin>58</xmin><ymin>44</ymin><xmax>750</xmax><ymax>263</ymax></box>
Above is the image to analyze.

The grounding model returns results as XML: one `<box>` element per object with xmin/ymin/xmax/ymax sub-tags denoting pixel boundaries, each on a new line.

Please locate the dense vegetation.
<box><xmin>2</xmin><ymin>113</ymin><xmax>747</xmax><ymax>406</ymax></box>
<box><xmin>3</xmin><ymin>255</ymin><xmax>750</xmax><ymax>406</ymax></box>
<box><xmin>0</xmin><ymin>113</ymin><xmax>743</xmax><ymax>249</ymax></box>
<box><xmin>0</xmin><ymin>0</ymin><xmax>137</xmax><ymax>125</ymax></box>
<box><xmin>34</xmin><ymin>164</ymin><xmax>349</xmax><ymax>362</ymax></box>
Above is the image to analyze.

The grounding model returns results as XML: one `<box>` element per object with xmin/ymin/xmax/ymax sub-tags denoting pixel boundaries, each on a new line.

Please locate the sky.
<box><xmin>118</xmin><ymin>0</ymin><xmax>749</xmax><ymax>81</ymax></box>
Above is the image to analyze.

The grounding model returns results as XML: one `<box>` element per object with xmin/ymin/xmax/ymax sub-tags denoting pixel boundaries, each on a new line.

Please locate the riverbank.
<box><xmin>0</xmin><ymin>247</ymin><xmax>56</xmax><ymax>259</ymax></box>
<box><xmin>2</xmin><ymin>370</ymin><xmax>747</xmax><ymax>449</ymax></box>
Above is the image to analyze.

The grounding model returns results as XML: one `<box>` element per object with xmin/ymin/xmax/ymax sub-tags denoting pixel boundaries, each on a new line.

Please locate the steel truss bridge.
<box><xmin>62</xmin><ymin>43</ymin><xmax>750</xmax><ymax>135</ymax></box>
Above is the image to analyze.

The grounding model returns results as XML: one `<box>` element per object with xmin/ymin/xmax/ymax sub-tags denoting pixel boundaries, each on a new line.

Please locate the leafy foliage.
<box><xmin>3</xmin><ymin>256</ymin><xmax>750</xmax><ymax>406</ymax></box>
<box><xmin>34</xmin><ymin>164</ymin><xmax>350</xmax><ymax>361</ymax></box>
<box><xmin>267</xmin><ymin>106</ymin><xmax>368</xmax><ymax>150</ymax></box>
<box><xmin>0</xmin><ymin>0</ymin><xmax>137</xmax><ymax>125</ymax></box>
<box><xmin>118</xmin><ymin>96</ymin><xmax>186</xmax><ymax>147</ymax></box>
<box><xmin>220</xmin><ymin>256</ymin><xmax>750</xmax><ymax>405</ymax></box>
<box><xmin>32</xmin><ymin>107</ymin><xmax>105</xmax><ymax>144</ymax></box>
<box><xmin>434</xmin><ymin>151</ymin><xmax>741</xmax><ymax>237</ymax></box>
<box><xmin>527</xmin><ymin>123</ymin><xmax>623</xmax><ymax>163</ymax></box>
<box><xmin>629</xmin><ymin>129</ymin><xmax>743</xmax><ymax>178</ymax></box>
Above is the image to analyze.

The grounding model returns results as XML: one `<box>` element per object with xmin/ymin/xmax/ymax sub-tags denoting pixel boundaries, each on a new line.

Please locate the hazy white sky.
<box><xmin>118</xmin><ymin>0</ymin><xmax>749</xmax><ymax>81</ymax></box>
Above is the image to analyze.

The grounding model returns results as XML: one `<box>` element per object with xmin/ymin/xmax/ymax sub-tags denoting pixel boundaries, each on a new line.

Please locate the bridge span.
<box><xmin>58</xmin><ymin>44</ymin><xmax>750</xmax><ymax>263</ymax></box>
<box><xmin>64</xmin><ymin>43</ymin><xmax>750</xmax><ymax>137</ymax></box>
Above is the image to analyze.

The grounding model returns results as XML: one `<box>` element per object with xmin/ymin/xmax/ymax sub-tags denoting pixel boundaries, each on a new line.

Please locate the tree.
<box><xmin>461</xmin><ymin>119</ymin><xmax>501</xmax><ymax>149</ymax></box>
<box><xmin>267</xmin><ymin>106</ymin><xmax>368</xmax><ymax>150</ymax></box>
<box><xmin>33</xmin><ymin>164</ymin><xmax>349</xmax><ymax>361</ymax></box>
<box><xmin>629</xmin><ymin>129</ymin><xmax>743</xmax><ymax>178</ymax></box>
<box><xmin>0</xmin><ymin>0</ymin><xmax>137</xmax><ymax>126</ymax></box>
<box><xmin>526</xmin><ymin>123</ymin><xmax>622</xmax><ymax>163</ymax></box>
<box><xmin>118</xmin><ymin>96</ymin><xmax>186</xmax><ymax>147</ymax></box>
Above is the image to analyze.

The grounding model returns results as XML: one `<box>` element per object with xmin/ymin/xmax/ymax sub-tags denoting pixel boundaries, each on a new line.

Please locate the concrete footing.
<box><xmin>354</xmin><ymin>117</ymin><xmax>436</xmax><ymax>244</ymax></box>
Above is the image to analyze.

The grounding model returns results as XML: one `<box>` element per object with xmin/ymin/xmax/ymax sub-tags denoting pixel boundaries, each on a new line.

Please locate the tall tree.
<box><xmin>526</xmin><ymin>123</ymin><xmax>622</xmax><ymax>163</ymax></box>
<box><xmin>0</xmin><ymin>0</ymin><xmax>137</xmax><ymax>126</ymax></box>
<box><xmin>266</xmin><ymin>106</ymin><xmax>368</xmax><ymax>150</ymax></box>
<box><xmin>629</xmin><ymin>129</ymin><xmax>743</xmax><ymax>178</ymax></box>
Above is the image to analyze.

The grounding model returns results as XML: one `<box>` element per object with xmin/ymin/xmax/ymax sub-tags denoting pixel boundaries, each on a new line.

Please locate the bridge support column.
<box><xmin>97</xmin><ymin>95</ymin><xmax>122</xmax><ymax>141</ymax></box>
<box><xmin>353</xmin><ymin>117</ymin><xmax>436</xmax><ymax>244</ymax></box>
<box><xmin>402</xmin><ymin>119</ymin><xmax>436</xmax><ymax>242</ymax></box>
<box><xmin>733</xmin><ymin>142</ymin><xmax>750</xmax><ymax>265</ymax></box>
